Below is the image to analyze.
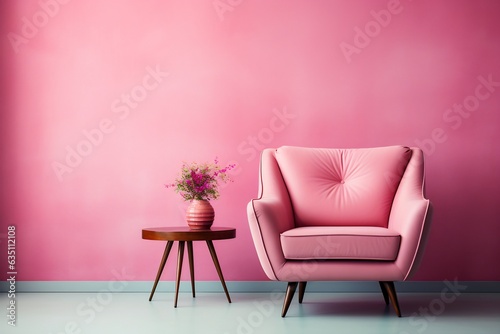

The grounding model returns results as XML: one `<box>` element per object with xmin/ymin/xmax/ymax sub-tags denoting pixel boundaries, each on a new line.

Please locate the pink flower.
<box><xmin>166</xmin><ymin>158</ymin><xmax>236</xmax><ymax>201</ymax></box>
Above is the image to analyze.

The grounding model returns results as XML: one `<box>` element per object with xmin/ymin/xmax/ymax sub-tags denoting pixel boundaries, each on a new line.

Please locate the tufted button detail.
<box><xmin>340</xmin><ymin>180</ymin><xmax>345</xmax><ymax>184</ymax></box>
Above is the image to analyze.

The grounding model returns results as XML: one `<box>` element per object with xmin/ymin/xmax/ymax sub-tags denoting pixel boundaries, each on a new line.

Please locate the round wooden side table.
<box><xmin>142</xmin><ymin>226</ymin><xmax>236</xmax><ymax>307</ymax></box>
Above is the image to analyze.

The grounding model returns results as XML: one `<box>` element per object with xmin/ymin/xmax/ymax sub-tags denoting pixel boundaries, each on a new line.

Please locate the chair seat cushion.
<box><xmin>281</xmin><ymin>226</ymin><xmax>401</xmax><ymax>260</ymax></box>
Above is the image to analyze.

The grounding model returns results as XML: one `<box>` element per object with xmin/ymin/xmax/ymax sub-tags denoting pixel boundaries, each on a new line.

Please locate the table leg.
<box><xmin>206</xmin><ymin>240</ymin><xmax>231</xmax><ymax>303</ymax></box>
<box><xmin>174</xmin><ymin>241</ymin><xmax>185</xmax><ymax>308</ymax></box>
<box><xmin>187</xmin><ymin>241</ymin><xmax>195</xmax><ymax>298</ymax></box>
<box><xmin>149</xmin><ymin>241</ymin><xmax>173</xmax><ymax>301</ymax></box>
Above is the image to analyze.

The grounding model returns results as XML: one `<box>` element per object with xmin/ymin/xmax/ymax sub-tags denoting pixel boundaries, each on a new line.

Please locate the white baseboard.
<box><xmin>2</xmin><ymin>281</ymin><xmax>499</xmax><ymax>293</ymax></box>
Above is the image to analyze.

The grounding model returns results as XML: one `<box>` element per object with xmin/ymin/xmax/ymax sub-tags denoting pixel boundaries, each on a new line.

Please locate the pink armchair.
<box><xmin>247</xmin><ymin>146</ymin><xmax>433</xmax><ymax>317</ymax></box>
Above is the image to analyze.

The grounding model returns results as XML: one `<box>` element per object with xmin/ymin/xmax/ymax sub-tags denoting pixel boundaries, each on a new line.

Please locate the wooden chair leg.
<box><xmin>379</xmin><ymin>281</ymin><xmax>389</xmax><ymax>305</ymax></box>
<box><xmin>380</xmin><ymin>281</ymin><xmax>402</xmax><ymax>317</ymax></box>
<box><xmin>281</xmin><ymin>282</ymin><xmax>298</xmax><ymax>317</ymax></box>
<box><xmin>298</xmin><ymin>282</ymin><xmax>307</xmax><ymax>304</ymax></box>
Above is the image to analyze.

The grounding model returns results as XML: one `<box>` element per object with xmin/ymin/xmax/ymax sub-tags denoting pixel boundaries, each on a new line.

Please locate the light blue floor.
<box><xmin>1</xmin><ymin>292</ymin><xmax>499</xmax><ymax>334</ymax></box>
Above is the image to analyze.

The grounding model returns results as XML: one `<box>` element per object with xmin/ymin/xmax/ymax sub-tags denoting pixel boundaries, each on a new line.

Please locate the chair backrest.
<box><xmin>274</xmin><ymin>146</ymin><xmax>412</xmax><ymax>227</ymax></box>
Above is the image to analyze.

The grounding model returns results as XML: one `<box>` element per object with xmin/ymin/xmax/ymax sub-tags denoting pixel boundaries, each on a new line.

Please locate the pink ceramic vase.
<box><xmin>186</xmin><ymin>199</ymin><xmax>215</xmax><ymax>230</ymax></box>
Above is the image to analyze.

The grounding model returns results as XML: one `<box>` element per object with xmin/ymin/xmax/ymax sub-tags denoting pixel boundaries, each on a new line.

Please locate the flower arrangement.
<box><xmin>165</xmin><ymin>158</ymin><xmax>236</xmax><ymax>201</ymax></box>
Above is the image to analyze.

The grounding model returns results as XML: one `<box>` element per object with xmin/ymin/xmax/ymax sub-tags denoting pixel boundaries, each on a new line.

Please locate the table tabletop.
<box><xmin>142</xmin><ymin>226</ymin><xmax>236</xmax><ymax>241</ymax></box>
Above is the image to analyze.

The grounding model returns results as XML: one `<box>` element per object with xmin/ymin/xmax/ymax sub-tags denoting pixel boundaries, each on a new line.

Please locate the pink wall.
<box><xmin>1</xmin><ymin>0</ymin><xmax>499</xmax><ymax>282</ymax></box>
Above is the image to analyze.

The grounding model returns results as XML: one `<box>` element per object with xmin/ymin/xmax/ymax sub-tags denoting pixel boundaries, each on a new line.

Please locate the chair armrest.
<box><xmin>247</xmin><ymin>149</ymin><xmax>295</xmax><ymax>280</ymax></box>
<box><xmin>388</xmin><ymin>148</ymin><xmax>433</xmax><ymax>279</ymax></box>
